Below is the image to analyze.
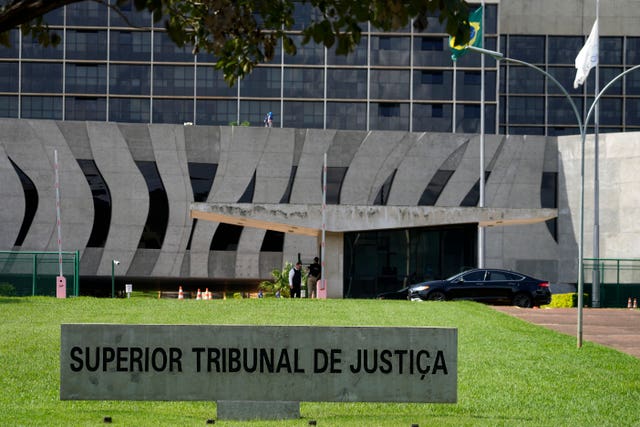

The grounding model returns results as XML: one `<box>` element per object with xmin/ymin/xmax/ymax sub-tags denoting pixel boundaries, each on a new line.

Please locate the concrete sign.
<box><xmin>60</xmin><ymin>324</ymin><xmax>457</xmax><ymax>403</ymax></box>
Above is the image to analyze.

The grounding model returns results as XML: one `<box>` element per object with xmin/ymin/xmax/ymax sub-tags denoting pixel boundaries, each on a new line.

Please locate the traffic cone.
<box><xmin>204</xmin><ymin>288</ymin><xmax>210</xmax><ymax>300</ymax></box>
<box><xmin>628</xmin><ymin>297</ymin><xmax>632</xmax><ymax>309</ymax></box>
<box><xmin>196</xmin><ymin>289</ymin><xmax>202</xmax><ymax>300</ymax></box>
<box><xmin>634</xmin><ymin>298</ymin><xmax>638</xmax><ymax>309</ymax></box>
<box><xmin>178</xmin><ymin>286</ymin><xmax>184</xmax><ymax>300</ymax></box>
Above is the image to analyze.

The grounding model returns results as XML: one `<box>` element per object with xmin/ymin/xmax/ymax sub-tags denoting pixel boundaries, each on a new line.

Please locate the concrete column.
<box><xmin>323</xmin><ymin>231</ymin><xmax>344</xmax><ymax>298</ymax></box>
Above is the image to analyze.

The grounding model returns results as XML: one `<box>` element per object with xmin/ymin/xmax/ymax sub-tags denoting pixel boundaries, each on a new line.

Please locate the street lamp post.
<box><xmin>468</xmin><ymin>46</ymin><xmax>587</xmax><ymax>348</ymax></box>
<box><xmin>469</xmin><ymin>45</ymin><xmax>640</xmax><ymax>348</ymax></box>
<box><xmin>111</xmin><ymin>260</ymin><xmax>120</xmax><ymax>298</ymax></box>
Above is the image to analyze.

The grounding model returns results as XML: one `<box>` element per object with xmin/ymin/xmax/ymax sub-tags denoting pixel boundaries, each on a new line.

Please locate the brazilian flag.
<box><xmin>449</xmin><ymin>7</ymin><xmax>483</xmax><ymax>61</ymax></box>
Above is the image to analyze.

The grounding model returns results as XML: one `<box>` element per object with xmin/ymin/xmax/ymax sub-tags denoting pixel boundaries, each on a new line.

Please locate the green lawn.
<box><xmin>1</xmin><ymin>297</ymin><xmax>639</xmax><ymax>426</ymax></box>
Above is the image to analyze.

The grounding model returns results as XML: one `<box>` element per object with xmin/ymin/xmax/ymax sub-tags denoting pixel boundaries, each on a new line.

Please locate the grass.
<box><xmin>1</xmin><ymin>297</ymin><xmax>639</xmax><ymax>426</ymax></box>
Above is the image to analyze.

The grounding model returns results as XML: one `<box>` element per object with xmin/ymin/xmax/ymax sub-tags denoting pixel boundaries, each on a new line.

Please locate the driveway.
<box><xmin>493</xmin><ymin>307</ymin><xmax>640</xmax><ymax>359</ymax></box>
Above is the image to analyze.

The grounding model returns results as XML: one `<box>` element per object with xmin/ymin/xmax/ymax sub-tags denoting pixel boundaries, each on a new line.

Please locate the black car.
<box><xmin>407</xmin><ymin>268</ymin><xmax>552</xmax><ymax>308</ymax></box>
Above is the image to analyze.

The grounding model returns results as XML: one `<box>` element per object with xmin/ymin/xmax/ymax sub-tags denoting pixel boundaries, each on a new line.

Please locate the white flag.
<box><xmin>573</xmin><ymin>19</ymin><xmax>599</xmax><ymax>89</ymax></box>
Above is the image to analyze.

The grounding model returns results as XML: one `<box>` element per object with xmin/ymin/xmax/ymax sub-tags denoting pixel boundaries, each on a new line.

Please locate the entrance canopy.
<box><xmin>190</xmin><ymin>203</ymin><xmax>557</xmax><ymax>235</ymax></box>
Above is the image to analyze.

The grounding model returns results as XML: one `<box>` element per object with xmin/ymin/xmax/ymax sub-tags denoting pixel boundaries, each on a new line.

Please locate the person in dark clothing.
<box><xmin>307</xmin><ymin>257</ymin><xmax>321</xmax><ymax>298</ymax></box>
<box><xmin>288</xmin><ymin>261</ymin><xmax>302</xmax><ymax>298</ymax></box>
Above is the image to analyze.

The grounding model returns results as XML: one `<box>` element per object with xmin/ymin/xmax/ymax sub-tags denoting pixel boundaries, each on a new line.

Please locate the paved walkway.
<box><xmin>493</xmin><ymin>307</ymin><xmax>640</xmax><ymax>359</ymax></box>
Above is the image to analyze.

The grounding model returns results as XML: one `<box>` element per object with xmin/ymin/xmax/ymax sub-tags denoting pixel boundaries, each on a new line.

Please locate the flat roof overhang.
<box><xmin>190</xmin><ymin>203</ymin><xmax>558</xmax><ymax>236</ymax></box>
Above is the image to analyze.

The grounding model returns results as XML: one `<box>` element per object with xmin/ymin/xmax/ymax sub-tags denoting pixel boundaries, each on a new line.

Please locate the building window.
<box><xmin>110</xmin><ymin>64</ymin><xmax>151</xmax><ymax>95</ymax></box>
<box><xmin>371</xmin><ymin>69</ymin><xmax>410</xmax><ymax>99</ymax></box>
<box><xmin>154</xmin><ymin>65</ymin><xmax>194</xmax><ymax>96</ymax></box>
<box><xmin>373</xmin><ymin>170</ymin><xmax>396</xmax><ymax>205</ymax></box>
<box><xmin>188</xmin><ymin>163</ymin><xmax>217</xmax><ymax>203</ymax></box>
<box><xmin>463</xmin><ymin>71</ymin><xmax>481</xmax><ymax>86</ymax></box>
<box><xmin>240</xmin><ymin>67</ymin><xmax>281</xmax><ymax>98</ymax></box>
<box><xmin>421</xmin><ymin>37</ymin><xmax>443</xmax><ymax>51</ymax></box>
<box><xmin>135</xmin><ymin>161</ymin><xmax>169</xmax><ymax>249</ymax></box>
<box><xmin>373</xmin><ymin>102</ymin><xmax>409</xmax><ymax>131</ymax></box>
<box><xmin>22</xmin><ymin>35</ymin><xmax>63</xmax><ymax>59</ymax></box>
<box><xmin>77</xmin><ymin>159</ymin><xmax>111</xmax><ymax>248</ymax></box>
<box><xmin>283</xmin><ymin>68</ymin><xmax>324</xmax><ymax>98</ymax></box>
<box><xmin>325</xmin><ymin>167</ymin><xmax>348</xmax><ymax>205</ymax></box>
<box><xmin>280</xmin><ymin>166</ymin><xmax>297</xmax><ymax>203</ymax></box>
<box><xmin>239</xmin><ymin>100</ymin><xmax>279</xmax><ymax>128</ymax></box>
<box><xmin>460</xmin><ymin>172</ymin><xmax>491</xmax><ymax>207</ymax></box>
<box><xmin>419</xmin><ymin>170</ymin><xmax>454</xmax><ymax>206</ymax></box>
<box><xmin>421</xmin><ymin>71</ymin><xmax>444</xmax><ymax>85</ymax></box>
<box><xmin>153</xmin><ymin>31</ymin><xmax>194</xmax><ymax>62</ymax></box>
<box><xmin>509</xmin><ymin>96</ymin><xmax>544</xmax><ymax>124</ymax></box>
<box><xmin>283</xmin><ymin>101</ymin><xmax>324</xmax><ymax>129</ymax></box>
<box><xmin>67</xmin><ymin>1</ymin><xmax>107</xmax><ymax>26</ymax></box>
<box><xmin>65</xmin><ymin>97</ymin><xmax>107</xmax><ymax>121</ymax></box>
<box><xmin>196</xmin><ymin>66</ymin><xmax>236</xmax><ymax>97</ymax></box>
<box><xmin>110</xmin><ymin>31</ymin><xmax>151</xmax><ymax>61</ymax></box>
<box><xmin>152</xmin><ymin>99</ymin><xmax>194</xmax><ymax>125</ymax></box>
<box><xmin>22</xmin><ymin>63</ymin><xmax>63</xmax><ymax>93</ymax></box>
<box><xmin>327</xmin><ymin>69</ymin><xmax>367</xmax><ymax>99</ymax></box>
<box><xmin>210</xmin><ymin>223</ymin><xmax>243</xmax><ymax>251</ymax></box>
<box><xmin>464</xmin><ymin>104</ymin><xmax>481</xmax><ymax>119</ymax></box>
<box><xmin>109</xmin><ymin>98</ymin><xmax>150</xmax><ymax>123</ymax></box>
<box><xmin>66</xmin><ymin>64</ymin><xmax>107</xmax><ymax>94</ymax></box>
<box><xmin>186</xmin><ymin>162</ymin><xmax>217</xmax><ymax>251</ymax></box>
<box><xmin>284</xmin><ymin>34</ymin><xmax>325</xmax><ymax>65</ymax></box>
<box><xmin>507</xmin><ymin>35</ymin><xmax>545</xmax><ymax>64</ymax></box>
<box><xmin>66</xmin><ymin>30</ymin><xmax>107</xmax><ymax>60</ymax></box>
<box><xmin>238</xmin><ymin>172</ymin><xmax>256</xmax><ymax>203</ymax></box>
<box><xmin>378</xmin><ymin>36</ymin><xmax>392</xmax><ymax>50</ymax></box>
<box><xmin>8</xmin><ymin>158</ymin><xmax>38</xmax><ymax>247</ymax></box>
<box><xmin>260</xmin><ymin>230</ymin><xmax>285</xmax><ymax>252</ymax></box>
<box><xmin>413</xmin><ymin>103</ymin><xmax>452</xmax><ymax>132</ymax></box>
<box><xmin>541</xmin><ymin>172</ymin><xmax>558</xmax><ymax>241</ymax></box>
<box><xmin>21</xmin><ymin>96</ymin><xmax>62</xmax><ymax>120</ymax></box>
<box><xmin>379</xmin><ymin>103</ymin><xmax>400</xmax><ymax>117</ymax></box>
<box><xmin>326</xmin><ymin>102</ymin><xmax>367</xmax><ymax>130</ymax></box>
<box><xmin>0</xmin><ymin>96</ymin><xmax>18</xmax><ymax>118</ymax></box>
<box><xmin>0</xmin><ymin>62</ymin><xmax>19</xmax><ymax>92</ymax></box>
<box><xmin>431</xmin><ymin>104</ymin><xmax>444</xmax><ymax>118</ymax></box>
<box><xmin>548</xmin><ymin>36</ymin><xmax>583</xmax><ymax>65</ymax></box>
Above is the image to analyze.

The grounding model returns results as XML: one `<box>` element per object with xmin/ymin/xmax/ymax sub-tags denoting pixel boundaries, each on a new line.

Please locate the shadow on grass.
<box><xmin>0</xmin><ymin>297</ymin><xmax>24</xmax><ymax>304</ymax></box>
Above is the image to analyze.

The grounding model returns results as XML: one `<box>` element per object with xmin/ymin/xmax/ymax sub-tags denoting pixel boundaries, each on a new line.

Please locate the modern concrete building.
<box><xmin>1</xmin><ymin>0</ymin><xmax>640</xmax><ymax>297</ymax></box>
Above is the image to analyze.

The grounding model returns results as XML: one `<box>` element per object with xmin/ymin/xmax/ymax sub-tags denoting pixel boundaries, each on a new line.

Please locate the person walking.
<box><xmin>307</xmin><ymin>257</ymin><xmax>321</xmax><ymax>298</ymax></box>
<box><xmin>264</xmin><ymin>111</ymin><xmax>273</xmax><ymax>128</ymax></box>
<box><xmin>288</xmin><ymin>261</ymin><xmax>302</xmax><ymax>298</ymax></box>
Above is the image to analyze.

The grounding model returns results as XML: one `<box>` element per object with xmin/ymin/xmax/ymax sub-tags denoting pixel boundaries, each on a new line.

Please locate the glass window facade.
<box><xmin>344</xmin><ymin>225</ymin><xmax>477</xmax><ymax>298</ymax></box>
<box><xmin>1</xmin><ymin>3</ymin><xmax>639</xmax><ymax>134</ymax></box>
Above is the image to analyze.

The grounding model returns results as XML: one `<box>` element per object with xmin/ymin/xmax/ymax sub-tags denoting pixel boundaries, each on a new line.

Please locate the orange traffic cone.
<box><xmin>178</xmin><ymin>286</ymin><xmax>184</xmax><ymax>300</ymax></box>
<box><xmin>628</xmin><ymin>297</ymin><xmax>633</xmax><ymax>309</ymax></box>
<box><xmin>196</xmin><ymin>289</ymin><xmax>202</xmax><ymax>300</ymax></box>
<box><xmin>634</xmin><ymin>298</ymin><xmax>638</xmax><ymax>309</ymax></box>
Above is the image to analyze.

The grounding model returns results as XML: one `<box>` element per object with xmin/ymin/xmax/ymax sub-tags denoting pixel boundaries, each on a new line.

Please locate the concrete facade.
<box><xmin>499</xmin><ymin>0</ymin><xmax>640</xmax><ymax>36</ymax></box>
<box><xmin>2</xmin><ymin>118</ymin><xmax>638</xmax><ymax>295</ymax></box>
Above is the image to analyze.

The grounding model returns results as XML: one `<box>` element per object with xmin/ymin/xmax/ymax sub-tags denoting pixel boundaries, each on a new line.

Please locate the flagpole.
<box><xmin>452</xmin><ymin>61</ymin><xmax>457</xmax><ymax>133</ymax></box>
<box><xmin>478</xmin><ymin>0</ymin><xmax>485</xmax><ymax>269</ymax></box>
<box><xmin>592</xmin><ymin>0</ymin><xmax>601</xmax><ymax>308</ymax></box>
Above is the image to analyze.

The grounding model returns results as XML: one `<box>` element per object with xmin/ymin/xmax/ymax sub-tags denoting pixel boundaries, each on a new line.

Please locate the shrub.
<box><xmin>0</xmin><ymin>282</ymin><xmax>16</xmax><ymax>296</ymax></box>
<box><xmin>545</xmin><ymin>292</ymin><xmax>588</xmax><ymax>308</ymax></box>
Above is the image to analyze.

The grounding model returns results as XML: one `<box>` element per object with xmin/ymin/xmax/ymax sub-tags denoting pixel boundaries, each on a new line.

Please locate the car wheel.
<box><xmin>513</xmin><ymin>293</ymin><xmax>533</xmax><ymax>308</ymax></box>
<box><xmin>427</xmin><ymin>291</ymin><xmax>446</xmax><ymax>301</ymax></box>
